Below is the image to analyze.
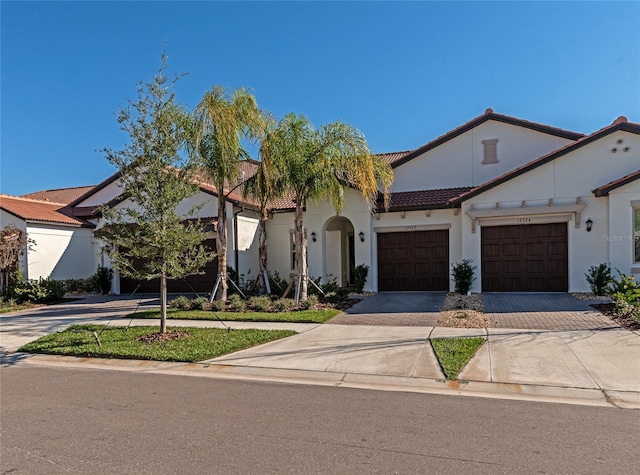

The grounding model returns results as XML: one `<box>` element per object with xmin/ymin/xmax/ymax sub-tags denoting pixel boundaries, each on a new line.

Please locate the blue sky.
<box><xmin>2</xmin><ymin>1</ymin><xmax>639</xmax><ymax>197</ymax></box>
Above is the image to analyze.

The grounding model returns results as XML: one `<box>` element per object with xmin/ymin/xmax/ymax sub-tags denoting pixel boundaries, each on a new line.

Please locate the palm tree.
<box><xmin>266</xmin><ymin>113</ymin><xmax>393</xmax><ymax>301</ymax></box>
<box><xmin>192</xmin><ymin>86</ymin><xmax>262</xmax><ymax>301</ymax></box>
<box><xmin>242</xmin><ymin>115</ymin><xmax>278</xmax><ymax>294</ymax></box>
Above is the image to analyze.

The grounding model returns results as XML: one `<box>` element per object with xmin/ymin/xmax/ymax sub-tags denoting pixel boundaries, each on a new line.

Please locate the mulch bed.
<box><xmin>591</xmin><ymin>303</ymin><xmax>640</xmax><ymax>331</ymax></box>
<box><xmin>137</xmin><ymin>330</ymin><xmax>190</xmax><ymax>344</ymax></box>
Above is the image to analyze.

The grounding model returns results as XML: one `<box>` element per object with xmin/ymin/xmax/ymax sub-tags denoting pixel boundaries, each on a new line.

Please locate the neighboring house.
<box><xmin>0</xmin><ymin>193</ymin><xmax>96</xmax><ymax>281</ymax></box>
<box><xmin>4</xmin><ymin>109</ymin><xmax>640</xmax><ymax>294</ymax></box>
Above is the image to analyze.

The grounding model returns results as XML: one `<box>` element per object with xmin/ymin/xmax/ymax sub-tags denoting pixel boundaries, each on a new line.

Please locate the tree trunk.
<box><xmin>160</xmin><ymin>272</ymin><xmax>167</xmax><ymax>334</ymax></box>
<box><xmin>294</xmin><ymin>199</ymin><xmax>307</xmax><ymax>302</ymax></box>
<box><xmin>216</xmin><ymin>196</ymin><xmax>228</xmax><ymax>301</ymax></box>
<box><xmin>256</xmin><ymin>207</ymin><xmax>269</xmax><ymax>294</ymax></box>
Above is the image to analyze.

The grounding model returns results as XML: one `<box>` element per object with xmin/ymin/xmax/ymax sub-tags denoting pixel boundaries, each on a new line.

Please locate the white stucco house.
<box><xmin>3</xmin><ymin>109</ymin><xmax>639</xmax><ymax>294</ymax></box>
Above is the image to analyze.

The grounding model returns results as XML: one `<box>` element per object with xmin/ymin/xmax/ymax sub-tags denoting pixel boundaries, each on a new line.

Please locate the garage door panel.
<box><xmin>378</xmin><ymin>230</ymin><xmax>449</xmax><ymax>291</ymax></box>
<box><xmin>482</xmin><ymin>224</ymin><xmax>567</xmax><ymax>292</ymax></box>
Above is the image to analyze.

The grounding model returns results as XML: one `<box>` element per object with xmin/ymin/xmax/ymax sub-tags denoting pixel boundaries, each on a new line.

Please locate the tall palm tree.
<box><xmin>192</xmin><ymin>86</ymin><xmax>262</xmax><ymax>301</ymax></box>
<box><xmin>242</xmin><ymin>115</ymin><xmax>279</xmax><ymax>294</ymax></box>
<box><xmin>266</xmin><ymin>113</ymin><xmax>393</xmax><ymax>301</ymax></box>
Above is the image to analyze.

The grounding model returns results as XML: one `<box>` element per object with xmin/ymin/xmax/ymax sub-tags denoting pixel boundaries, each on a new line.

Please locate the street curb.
<box><xmin>9</xmin><ymin>353</ymin><xmax>640</xmax><ymax>409</ymax></box>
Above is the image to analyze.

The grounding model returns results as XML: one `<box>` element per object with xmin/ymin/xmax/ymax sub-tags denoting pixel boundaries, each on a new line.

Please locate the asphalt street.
<box><xmin>2</xmin><ymin>365</ymin><xmax>638</xmax><ymax>474</ymax></box>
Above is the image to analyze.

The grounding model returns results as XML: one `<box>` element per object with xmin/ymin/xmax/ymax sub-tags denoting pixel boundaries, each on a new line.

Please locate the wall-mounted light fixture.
<box><xmin>585</xmin><ymin>218</ymin><xmax>593</xmax><ymax>232</ymax></box>
<box><xmin>359</xmin><ymin>231</ymin><xmax>365</xmax><ymax>243</ymax></box>
<box><xmin>311</xmin><ymin>231</ymin><xmax>317</xmax><ymax>242</ymax></box>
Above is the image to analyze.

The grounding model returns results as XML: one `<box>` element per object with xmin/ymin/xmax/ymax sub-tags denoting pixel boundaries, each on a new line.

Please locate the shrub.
<box><xmin>272</xmin><ymin>298</ymin><xmax>296</xmax><ymax>312</ymax></box>
<box><xmin>210</xmin><ymin>299</ymin><xmax>227</xmax><ymax>312</ymax></box>
<box><xmin>607</xmin><ymin>270</ymin><xmax>640</xmax><ymax>305</ymax></box>
<box><xmin>11</xmin><ymin>277</ymin><xmax>66</xmax><ymax>303</ymax></box>
<box><xmin>585</xmin><ymin>263</ymin><xmax>612</xmax><ymax>296</ymax></box>
<box><xmin>169</xmin><ymin>295</ymin><xmax>192</xmax><ymax>310</ymax></box>
<box><xmin>322</xmin><ymin>291</ymin><xmax>341</xmax><ymax>305</ymax></box>
<box><xmin>248</xmin><ymin>295</ymin><xmax>272</xmax><ymax>312</ymax></box>
<box><xmin>268</xmin><ymin>271</ymin><xmax>289</xmax><ymax>295</ymax></box>
<box><xmin>308</xmin><ymin>276</ymin><xmax>325</xmax><ymax>296</ymax></box>
<box><xmin>320</xmin><ymin>278</ymin><xmax>339</xmax><ymax>295</ymax></box>
<box><xmin>191</xmin><ymin>295</ymin><xmax>209</xmax><ymax>311</ymax></box>
<box><xmin>451</xmin><ymin>259</ymin><xmax>477</xmax><ymax>295</ymax></box>
<box><xmin>228</xmin><ymin>293</ymin><xmax>246</xmax><ymax>312</ymax></box>
<box><xmin>94</xmin><ymin>266</ymin><xmax>114</xmax><ymax>294</ymax></box>
<box><xmin>352</xmin><ymin>264</ymin><xmax>369</xmax><ymax>293</ymax></box>
<box><xmin>299</xmin><ymin>294</ymin><xmax>318</xmax><ymax>310</ymax></box>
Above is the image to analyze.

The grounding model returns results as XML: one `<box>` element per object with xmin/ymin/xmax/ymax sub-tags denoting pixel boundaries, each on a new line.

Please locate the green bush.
<box><xmin>268</xmin><ymin>271</ymin><xmax>289</xmax><ymax>295</ymax></box>
<box><xmin>248</xmin><ymin>295</ymin><xmax>272</xmax><ymax>312</ymax></box>
<box><xmin>191</xmin><ymin>296</ymin><xmax>209</xmax><ymax>311</ymax></box>
<box><xmin>94</xmin><ymin>266</ymin><xmax>114</xmax><ymax>294</ymax></box>
<box><xmin>585</xmin><ymin>263</ymin><xmax>612</xmax><ymax>296</ymax></box>
<box><xmin>228</xmin><ymin>293</ymin><xmax>246</xmax><ymax>312</ymax></box>
<box><xmin>11</xmin><ymin>277</ymin><xmax>66</xmax><ymax>303</ymax></box>
<box><xmin>351</xmin><ymin>264</ymin><xmax>369</xmax><ymax>293</ymax></box>
<box><xmin>273</xmin><ymin>298</ymin><xmax>296</xmax><ymax>312</ymax></box>
<box><xmin>451</xmin><ymin>259</ymin><xmax>477</xmax><ymax>295</ymax></box>
<box><xmin>299</xmin><ymin>294</ymin><xmax>318</xmax><ymax>310</ymax></box>
<box><xmin>607</xmin><ymin>270</ymin><xmax>640</xmax><ymax>304</ymax></box>
<box><xmin>210</xmin><ymin>299</ymin><xmax>227</xmax><ymax>312</ymax></box>
<box><xmin>169</xmin><ymin>295</ymin><xmax>192</xmax><ymax>310</ymax></box>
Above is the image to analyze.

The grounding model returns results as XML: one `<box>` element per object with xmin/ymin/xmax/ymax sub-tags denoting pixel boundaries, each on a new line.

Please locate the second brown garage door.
<box><xmin>377</xmin><ymin>230</ymin><xmax>449</xmax><ymax>291</ymax></box>
<box><xmin>481</xmin><ymin>223</ymin><xmax>568</xmax><ymax>292</ymax></box>
<box><xmin>120</xmin><ymin>239</ymin><xmax>218</xmax><ymax>295</ymax></box>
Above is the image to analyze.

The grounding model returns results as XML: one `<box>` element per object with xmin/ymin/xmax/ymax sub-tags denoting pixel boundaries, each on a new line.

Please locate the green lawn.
<box><xmin>129</xmin><ymin>308</ymin><xmax>341</xmax><ymax>324</ymax></box>
<box><xmin>430</xmin><ymin>337</ymin><xmax>485</xmax><ymax>380</ymax></box>
<box><xmin>19</xmin><ymin>324</ymin><xmax>296</xmax><ymax>362</ymax></box>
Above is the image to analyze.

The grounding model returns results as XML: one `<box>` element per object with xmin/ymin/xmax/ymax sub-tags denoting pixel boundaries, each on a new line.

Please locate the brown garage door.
<box><xmin>481</xmin><ymin>223</ymin><xmax>568</xmax><ymax>292</ymax></box>
<box><xmin>120</xmin><ymin>239</ymin><xmax>218</xmax><ymax>295</ymax></box>
<box><xmin>377</xmin><ymin>230</ymin><xmax>449</xmax><ymax>291</ymax></box>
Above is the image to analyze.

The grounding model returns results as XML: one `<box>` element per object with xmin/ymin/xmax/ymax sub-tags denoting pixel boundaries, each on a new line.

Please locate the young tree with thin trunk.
<box><xmin>192</xmin><ymin>86</ymin><xmax>262</xmax><ymax>301</ymax></box>
<box><xmin>264</xmin><ymin>113</ymin><xmax>393</xmax><ymax>302</ymax></box>
<box><xmin>100</xmin><ymin>56</ymin><xmax>215</xmax><ymax>334</ymax></box>
<box><xmin>0</xmin><ymin>225</ymin><xmax>33</xmax><ymax>296</ymax></box>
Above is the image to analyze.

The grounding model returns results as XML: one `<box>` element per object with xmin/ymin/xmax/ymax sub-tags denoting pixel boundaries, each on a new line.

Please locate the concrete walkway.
<box><xmin>2</xmin><ymin>295</ymin><xmax>639</xmax><ymax>408</ymax></box>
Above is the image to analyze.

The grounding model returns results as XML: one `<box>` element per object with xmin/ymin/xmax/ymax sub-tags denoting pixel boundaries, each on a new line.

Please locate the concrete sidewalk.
<box><xmin>2</xmin><ymin>296</ymin><xmax>639</xmax><ymax>408</ymax></box>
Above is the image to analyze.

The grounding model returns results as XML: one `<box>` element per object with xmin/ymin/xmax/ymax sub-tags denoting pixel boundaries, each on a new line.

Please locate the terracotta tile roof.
<box><xmin>22</xmin><ymin>185</ymin><xmax>96</xmax><ymax>205</ymax></box>
<box><xmin>0</xmin><ymin>195</ymin><xmax>94</xmax><ymax>227</ymax></box>
<box><xmin>593</xmin><ymin>169</ymin><xmax>640</xmax><ymax>197</ymax></box>
<box><xmin>376</xmin><ymin>187</ymin><xmax>473</xmax><ymax>211</ymax></box>
<box><xmin>377</xmin><ymin>150</ymin><xmax>415</xmax><ymax>166</ymax></box>
<box><xmin>390</xmin><ymin>108</ymin><xmax>585</xmax><ymax>169</ymax></box>
<box><xmin>450</xmin><ymin>118</ymin><xmax>640</xmax><ymax>205</ymax></box>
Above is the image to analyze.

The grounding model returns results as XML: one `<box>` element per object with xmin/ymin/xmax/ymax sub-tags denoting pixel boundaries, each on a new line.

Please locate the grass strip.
<box><xmin>128</xmin><ymin>308</ymin><xmax>340</xmax><ymax>324</ymax></box>
<box><xmin>430</xmin><ymin>337</ymin><xmax>484</xmax><ymax>380</ymax></box>
<box><xmin>19</xmin><ymin>324</ymin><xmax>296</xmax><ymax>363</ymax></box>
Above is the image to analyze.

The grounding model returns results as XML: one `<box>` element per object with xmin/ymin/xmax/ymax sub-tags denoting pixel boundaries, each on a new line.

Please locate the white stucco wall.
<box><xmin>459</xmin><ymin>130</ymin><xmax>640</xmax><ymax>292</ymax></box>
<box><xmin>235</xmin><ymin>213</ymin><xmax>260</xmax><ymax>283</ymax></box>
<box><xmin>26</xmin><ymin>224</ymin><xmax>97</xmax><ymax>281</ymax></box>
<box><xmin>392</xmin><ymin>120</ymin><xmax>575</xmax><ymax>192</ymax></box>
<box><xmin>607</xmin><ymin>180</ymin><xmax>640</xmax><ymax>280</ymax></box>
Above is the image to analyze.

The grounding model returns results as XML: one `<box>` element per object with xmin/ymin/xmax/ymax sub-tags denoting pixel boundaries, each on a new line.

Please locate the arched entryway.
<box><xmin>322</xmin><ymin>216</ymin><xmax>355</xmax><ymax>287</ymax></box>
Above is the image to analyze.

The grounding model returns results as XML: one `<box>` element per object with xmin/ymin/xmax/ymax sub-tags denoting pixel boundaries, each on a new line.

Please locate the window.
<box><xmin>482</xmin><ymin>139</ymin><xmax>499</xmax><ymax>164</ymax></box>
<box><xmin>634</xmin><ymin>208</ymin><xmax>640</xmax><ymax>262</ymax></box>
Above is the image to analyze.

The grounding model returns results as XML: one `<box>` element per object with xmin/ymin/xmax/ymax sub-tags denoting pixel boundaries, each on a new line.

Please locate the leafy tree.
<box><xmin>263</xmin><ymin>113</ymin><xmax>393</xmax><ymax>301</ymax></box>
<box><xmin>192</xmin><ymin>86</ymin><xmax>262</xmax><ymax>301</ymax></box>
<box><xmin>0</xmin><ymin>225</ymin><xmax>34</xmax><ymax>296</ymax></box>
<box><xmin>99</xmin><ymin>56</ymin><xmax>215</xmax><ymax>333</ymax></box>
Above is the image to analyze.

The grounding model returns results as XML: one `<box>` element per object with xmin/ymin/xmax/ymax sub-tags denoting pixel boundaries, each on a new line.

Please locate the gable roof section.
<box><xmin>593</xmin><ymin>169</ymin><xmax>640</xmax><ymax>197</ymax></box>
<box><xmin>22</xmin><ymin>185</ymin><xmax>96</xmax><ymax>205</ymax></box>
<box><xmin>390</xmin><ymin>108</ymin><xmax>584</xmax><ymax>169</ymax></box>
<box><xmin>0</xmin><ymin>195</ymin><xmax>94</xmax><ymax>227</ymax></box>
<box><xmin>450</xmin><ymin>118</ymin><xmax>640</xmax><ymax>206</ymax></box>
<box><xmin>68</xmin><ymin>170</ymin><xmax>122</xmax><ymax>207</ymax></box>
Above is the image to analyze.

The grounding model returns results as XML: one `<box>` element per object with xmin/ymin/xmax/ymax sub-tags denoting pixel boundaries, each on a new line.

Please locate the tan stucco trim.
<box><xmin>466</xmin><ymin>204</ymin><xmax>586</xmax><ymax>233</ymax></box>
<box><xmin>374</xmin><ymin>223</ymin><xmax>452</xmax><ymax>233</ymax></box>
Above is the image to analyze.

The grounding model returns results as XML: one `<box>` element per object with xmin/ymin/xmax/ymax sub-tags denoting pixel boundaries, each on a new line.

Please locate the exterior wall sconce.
<box><xmin>585</xmin><ymin>218</ymin><xmax>593</xmax><ymax>232</ymax></box>
<box><xmin>359</xmin><ymin>231</ymin><xmax>365</xmax><ymax>242</ymax></box>
<box><xmin>311</xmin><ymin>231</ymin><xmax>317</xmax><ymax>242</ymax></box>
